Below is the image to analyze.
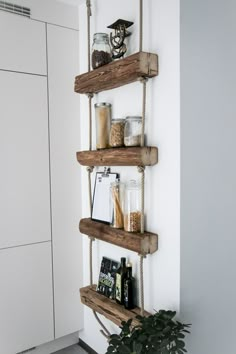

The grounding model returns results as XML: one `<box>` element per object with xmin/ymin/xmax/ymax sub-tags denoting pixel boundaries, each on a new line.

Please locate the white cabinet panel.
<box><xmin>0</xmin><ymin>242</ymin><xmax>54</xmax><ymax>354</ymax></box>
<box><xmin>47</xmin><ymin>24</ymin><xmax>83</xmax><ymax>338</ymax></box>
<box><xmin>0</xmin><ymin>11</ymin><xmax>46</xmax><ymax>75</ymax></box>
<box><xmin>0</xmin><ymin>71</ymin><xmax>51</xmax><ymax>249</ymax></box>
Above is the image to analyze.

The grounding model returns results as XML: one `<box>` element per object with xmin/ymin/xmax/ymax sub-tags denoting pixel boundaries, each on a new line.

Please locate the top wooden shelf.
<box><xmin>74</xmin><ymin>51</ymin><xmax>158</xmax><ymax>94</ymax></box>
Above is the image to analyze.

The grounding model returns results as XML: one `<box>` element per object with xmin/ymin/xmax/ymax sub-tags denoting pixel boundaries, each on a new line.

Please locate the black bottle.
<box><xmin>115</xmin><ymin>257</ymin><xmax>127</xmax><ymax>305</ymax></box>
<box><xmin>124</xmin><ymin>264</ymin><xmax>135</xmax><ymax>310</ymax></box>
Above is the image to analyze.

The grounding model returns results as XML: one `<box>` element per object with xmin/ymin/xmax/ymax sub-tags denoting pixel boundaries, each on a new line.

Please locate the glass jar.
<box><xmin>124</xmin><ymin>180</ymin><xmax>141</xmax><ymax>232</ymax></box>
<box><xmin>124</xmin><ymin>116</ymin><xmax>142</xmax><ymax>147</ymax></box>
<box><xmin>110</xmin><ymin>181</ymin><xmax>125</xmax><ymax>228</ymax></box>
<box><xmin>109</xmin><ymin>118</ymin><xmax>125</xmax><ymax>147</ymax></box>
<box><xmin>95</xmin><ymin>102</ymin><xmax>111</xmax><ymax>149</ymax></box>
<box><xmin>92</xmin><ymin>33</ymin><xmax>112</xmax><ymax>69</ymax></box>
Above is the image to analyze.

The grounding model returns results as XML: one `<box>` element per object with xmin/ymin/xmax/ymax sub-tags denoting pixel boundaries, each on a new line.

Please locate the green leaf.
<box><xmin>117</xmin><ymin>344</ymin><xmax>132</xmax><ymax>354</ymax></box>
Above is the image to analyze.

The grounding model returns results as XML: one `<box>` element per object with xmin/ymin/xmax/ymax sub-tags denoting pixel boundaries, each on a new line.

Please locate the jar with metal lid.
<box><xmin>95</xmin><ymin>102</ymin><xmax>111</xmax><ymax>149</ymax></box>
<box><xmin>110</xmin><ymin>181</ymin><xmax>125</xmax><ymax>228</ymax></box>
<box><xmin>124</xmin><ymin>116</ymin><xmax>142</xmax><ymax>147</ymax></box>
<box><xmin>92</xmin><ymin>33</ymin><xmax>112</xmax><ymax>69</ymax></box>
<box><xmin>124</xmin><ymin>180</ymin><xmax>141</xmax><ymax>232</ymax></box>
<box><xmin>109</xmin><ymin>118</ymin><xmax>125</xmax><ymax>147</ymax></box>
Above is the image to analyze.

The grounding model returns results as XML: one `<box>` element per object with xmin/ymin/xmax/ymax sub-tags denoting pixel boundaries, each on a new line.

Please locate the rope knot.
<box><xmin>86</xmin><ymin>166</ymin><xmax>94</xmax><ymax>173</ymax></box>
<box><xmin>86</xmin><ymin>93</ymin><xmax>94</xmax><ymax>99</ymax></box>
<box><xmin>138</xmin><ymin>77</ymin><xmax>148</xmax><ymax>84</ymax></box>
<box><xmin>137</xmin><ymin>166</ymin><xmax>145</xmax><ymax>173</ymax></box>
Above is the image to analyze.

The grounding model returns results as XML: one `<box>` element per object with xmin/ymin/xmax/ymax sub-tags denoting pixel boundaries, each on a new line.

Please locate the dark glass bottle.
<box><xmin>124</xmin><ymin>264</ymin><xmax>135</xmax><ymax>309</ymax></box>
<box><xmin>115</xmin><ymin>257</ymin><xmax>127</xmax><ymax>305</ymax></box>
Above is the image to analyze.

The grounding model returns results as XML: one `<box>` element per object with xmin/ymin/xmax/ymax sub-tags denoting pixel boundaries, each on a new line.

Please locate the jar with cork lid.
<box><xmin>95</xmin><ymin>102</ymin><xmax>111</xmax><ymax>149</ymax></box>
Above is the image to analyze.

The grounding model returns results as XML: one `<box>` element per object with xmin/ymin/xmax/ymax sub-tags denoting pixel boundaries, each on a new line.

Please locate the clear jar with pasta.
<box><xmin>110</xmin><ymin>181</ymin><xmax>125</xmax><ymax>228</ymax></box>
<box><xmin>124</xmin><ymin>180</ymin><xmax>141</xmax><ymax>232</ymax></box>
<box><xmin>95</xmin><ymin>102</ymin><xmax>111</xmax><ymax>149</ymax></box>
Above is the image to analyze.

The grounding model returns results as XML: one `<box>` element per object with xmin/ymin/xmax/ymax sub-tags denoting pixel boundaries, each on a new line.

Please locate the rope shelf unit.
<box><xmin>75</xmin><ymin>0</ymin><xmax>159</xmax><ymax>336</ymax></box>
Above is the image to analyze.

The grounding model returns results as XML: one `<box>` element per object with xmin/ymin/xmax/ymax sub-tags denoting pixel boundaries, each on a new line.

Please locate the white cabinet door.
<box><xmin>0</xmin><ymin>71</ymin><xmax>51</xmax><ymax>249</ymax></box>
<box><xmin>47</xmin><ymin>24</ymin><xmax>83</xmax><ymax>338</ymax></box>
<box><xmin>0</xmin><ymin>11</ymin><xmax>46</xmax><ymax>75</ymax></box>
<box><xmin>0</xmin><ymin>242</ymin><xmax>54</xmax><ymax>354</ymax></box>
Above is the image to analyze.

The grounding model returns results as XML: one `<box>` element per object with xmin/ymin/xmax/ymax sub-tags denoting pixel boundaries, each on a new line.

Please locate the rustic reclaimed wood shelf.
<box><xmin>79</xmin><ymin>218</ymin><xmax>158</xmax><ymax>255</ymax></box>
<box><xmin>76</xmin><ymin>146</ymin><xmax>158</xmax><ymax>167</ymax></box>
<box><xmin>80</xmin><ymin>285</ymin><xmax>150</xmax><ymax>327</ymax></box>
<box><xmin>74</xmin><ymin>51</ymin><xmax>158</xmax><ymax>94</ymax></box>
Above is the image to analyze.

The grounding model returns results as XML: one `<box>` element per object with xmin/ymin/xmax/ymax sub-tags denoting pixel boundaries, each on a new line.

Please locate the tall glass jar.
<box><xmin>109</xmin><ymin>118</ymin><xmax>125</xmax><ymax>147</ymax></box>
<box><xmin>124</xmin><ymin>116</ymin><xmax>142</xmax><ymax>147</ymax></box>
<box><xmin>124</xmin><ymin>180</ymin><xmax>141</xmax><ymax>232</ymax></box>
<box><xmin>95</xmin><ymin>102</ymin><xmax>111</xmax><ymax>149</ymax></box>
<box><xmin>92</xmin><ymin>33</ymin><xmax>112</xmax><ymax>69</ymax></box>
<box><xmin>110</xmin><ymin>181</ymin><xmax>125</xmax><ymax>228</ymax></box>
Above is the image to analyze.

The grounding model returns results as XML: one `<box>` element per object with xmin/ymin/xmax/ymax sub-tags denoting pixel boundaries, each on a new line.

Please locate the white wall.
<box><xmin>180</xmin><ymin>1</ymin><xmax>236</xmax><ymax>353</ymax></box>
<box><xmin>78</xmin><ymin>1</ymin><xmax>180</xmax><ymax>352</ymax></box>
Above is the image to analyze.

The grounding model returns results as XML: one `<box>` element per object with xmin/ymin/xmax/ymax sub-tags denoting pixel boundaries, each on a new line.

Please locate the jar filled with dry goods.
<box><xmin>92</xmin><ymin>33</ymin><xmax>112</xmax><ymax>69</ymax></box>
<box><xmin>95</xmin><ymin>102</ymin><xmax>111</xmax><ymax>149</ymax></box>
<box><xmin>124</xmin><ymin>180</ymin><xmax>141</xmax><ymax>233</ymax></box>
<box><xmin>124</xmin><ymin>116</ymin><xmax>142</xmax><ymax>147</ymax></box>
<box><xmin>109</xmin><ymin>118</ymin><xmax>125</xmax><ymax>147</ymax></box>
<box><xmin>110</xmin><ymin>181</ymin><xmax>125</xmax><ymax>228</ymax></box>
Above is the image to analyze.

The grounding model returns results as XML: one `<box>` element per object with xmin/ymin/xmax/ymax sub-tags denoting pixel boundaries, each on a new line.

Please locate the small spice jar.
<box><xmin>124</xmin><ymin>180</ymin><xmax>141</xmax><ymax>233</ymax></box>
<box><xmin>109</xmin><ymin>118</ymin><xmax>125</xmax><ymax>147</ymax></box>
<box><xmin>110</xmin><ymin>181</ymin><xmax>125</xmax><ymax>228</ymax></box>
<box><xmin>95</xmin><ymin>103</ymin><xmax>111</xmax><ymax>149</ymax></box>
<box><xmin>92</xmin><ymin>33</ymin><xmax>112</xmax><ymax>69</ymax></box>
<box><xmin>124</xmin><ymin>116</ymin><xmax>142</xmax><ymax>147</ymax></box>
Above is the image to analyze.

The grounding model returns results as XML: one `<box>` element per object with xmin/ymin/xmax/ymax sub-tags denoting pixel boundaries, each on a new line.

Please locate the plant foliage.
<box><xmin>105</xmin><ymin>310</ymin><xmax>191</xmax><ymax>354</ymax></box>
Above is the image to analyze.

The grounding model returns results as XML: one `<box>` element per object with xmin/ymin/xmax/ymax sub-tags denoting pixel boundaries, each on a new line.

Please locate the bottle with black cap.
<box><xmin>115</xmin><ymin>257</ymin><xmax>127</xmax><ymax>305</ymax></box>
<box><xmin>124</xmin><ymin>263</ymin><xmax>135</xmax><ymax>309</ymax></box>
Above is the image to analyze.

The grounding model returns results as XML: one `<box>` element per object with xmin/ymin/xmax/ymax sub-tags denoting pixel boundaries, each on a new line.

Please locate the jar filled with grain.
<box><xmin>110</xmin><ymin>118</ymin><xmax>125</xmax><ymax>147</ymax></box>
<box><xmin>124</xmin><ymin>180</ymin><xmax>141</xmax><ymax>233</ymax></box>
<box><xmin>95</xmin><ymin>102</ymin><xmax>111</xmax><ymax>149</ymax></box>
<box><xmin>124</xmin><ymin>116</ymin><xmax>142</xmax><ymax>147</ymax></box>
<box><xmin>92</xmin><ymin>33</ymin><xmax>112</xmax><ymax>69</ymax></box>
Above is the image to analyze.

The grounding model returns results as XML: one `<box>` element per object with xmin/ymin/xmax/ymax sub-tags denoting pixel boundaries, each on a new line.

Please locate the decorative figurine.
<box><xmin>107</xmin><ymin>19</ymin><xmax>134</xmax><ymax>59</ymax></box>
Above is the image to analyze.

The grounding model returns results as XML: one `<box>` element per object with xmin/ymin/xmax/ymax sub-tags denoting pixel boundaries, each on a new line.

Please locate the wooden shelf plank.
<box><xmin>80</xmin><ymin>285</ymin><xmax>150</xmax><ymax>327</ymax></box>
<box><xmin>79</xmin><ymin>218</ymin><xmax>158</xmax><ymax>255</ymax></box>
<box><xmin>76</xmin><ymin>146</ymin><xmax>158</xmax><ymax>167</ymax></box>
<box><xmin>74</xmin><ymin>51</ymin><xmax>158</xmax><ymax>94</ymax></box>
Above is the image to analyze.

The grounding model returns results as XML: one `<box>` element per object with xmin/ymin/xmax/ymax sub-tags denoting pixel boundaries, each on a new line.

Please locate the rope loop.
<box><xmin>138</xmin><ymin>76</ymin><xmax>148</xmax><ymax>84</ymax></box>
<box><xmin>86</xmin><ymin>92</ymin><xmax>94</xmax><ymax>99</ymax></box>
<box><xmin>86</xmin><ymin>166</ymin><xmax>94</xmax><ymax>173</ymax></box>
<box><xmin>137</xmin><ymin>165</ymin><xmax>145</xmax><ymax>173</ymax></box>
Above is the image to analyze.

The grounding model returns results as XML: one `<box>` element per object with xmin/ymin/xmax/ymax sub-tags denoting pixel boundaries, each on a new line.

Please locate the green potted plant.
<box><xmin>106</xmin><ymin>310</ymin><xmax>191</xmax><ymax>354</ymax></box>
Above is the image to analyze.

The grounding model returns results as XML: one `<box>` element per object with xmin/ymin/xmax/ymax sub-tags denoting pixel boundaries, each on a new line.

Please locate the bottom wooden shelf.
<box><xmin>80</xmin><ymin>285</ymin><xmax>150</xmax><ymax>328</ymax></box>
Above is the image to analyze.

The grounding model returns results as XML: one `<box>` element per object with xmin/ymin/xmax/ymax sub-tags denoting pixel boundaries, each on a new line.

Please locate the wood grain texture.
<box><xmin>79</xmin><ymin>218</ymin><xmax>158</xmax><ymax>255</ymax></box>
<box><xmin>76</xmin><ymin>147</ymin><xmax>158</xmax><ymax>167</ymax></box>
<box><xmin>80</xmin><ymin>285</ymin><xmax>150</xmax><ymax>328</ymax></box>
<box><xmin>74</xmin><ymin>52</ymin><xmax>158</xmax><ymax>94</ymax></box>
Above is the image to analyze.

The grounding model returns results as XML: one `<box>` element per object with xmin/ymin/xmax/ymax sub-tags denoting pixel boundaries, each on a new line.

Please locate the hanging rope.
<box><xmin>139</xmin><ymin>254</ymin><xmax>145</xmax><ymax>316</ymax></box>
<box><xmin>138</xmin><ymin>77</ymin><xmax>148</xmax><ymax>147</ymax></box>
<box><xmin>86</xmin><ymin>0</ymin><xmax>92</xmax><ymax>72</ymax></box>
<box><xmin>139</xmin><ymin>0</ymin><xmax>143</xmax><ymax>52</ymax></box>
<box><xmin>85</xmin><ymin>0</ymin><xmax>111</xmax><ymax>340</ymax></box>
